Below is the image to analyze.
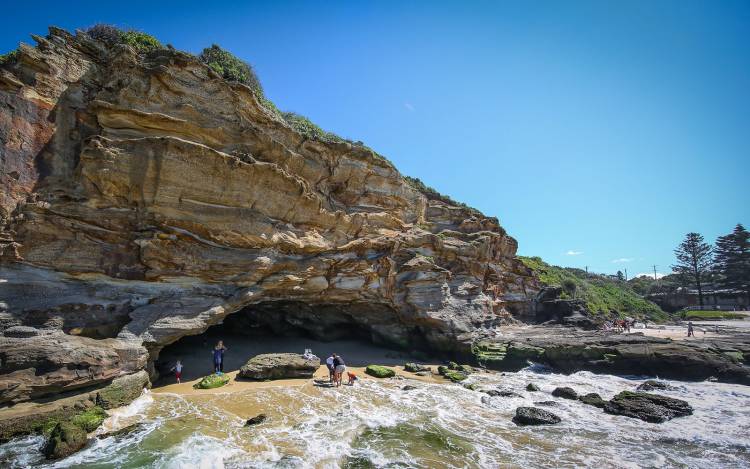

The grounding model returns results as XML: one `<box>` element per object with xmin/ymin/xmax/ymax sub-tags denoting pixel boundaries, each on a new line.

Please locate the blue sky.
<box><xmin>2</xmin><ymin>1</ymin><xmax>748</xmax><ymax>278</ymax></box>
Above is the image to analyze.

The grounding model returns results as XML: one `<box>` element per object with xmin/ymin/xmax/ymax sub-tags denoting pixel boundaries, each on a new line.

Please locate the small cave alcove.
<box><xmin>154</xmin><ymin>301</ymin><xmax>436</xmax><ymax>383</ymax></box>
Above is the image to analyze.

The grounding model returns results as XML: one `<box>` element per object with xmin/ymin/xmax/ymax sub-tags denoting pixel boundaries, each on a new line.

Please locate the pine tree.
<box><xmin>672</xmin><ymin>232</ymin><xmax>713</xmax><ymax>307</ymax></box>
<box><xmin>714</xmin><ymin>223</ymin><xmax>750</xmax><ymax>305</ymax></box>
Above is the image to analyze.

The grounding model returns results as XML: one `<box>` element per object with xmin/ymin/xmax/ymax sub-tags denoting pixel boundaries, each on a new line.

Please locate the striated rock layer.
<box><xmin>0</xmin><ymin>27</ymin><xmax>537</xmax><ymax>405</ymax></box>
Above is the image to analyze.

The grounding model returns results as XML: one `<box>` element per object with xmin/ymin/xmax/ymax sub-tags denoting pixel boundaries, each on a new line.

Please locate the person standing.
<box><xmin>332</xmin><ymin>353</ymin><xmax>346</xmax><ymax>387</ymax></box>
<box><xmin>213</xmin><ymin>340</ymin><xmax>227</xmax><ymax>373</ymax></box>
<box><xmin>687</xmin><ymin>321</ymin><xmax>695</xmax><ymax>337</ymax></box>
<box><xmin>170</xmin><ymin>360</ymin><xmax>183</xmax><ymax>384</ymax></box>
<box><xmin>326</xmin><ymin>354</ymin><xmax>335</xmax><ymax>383</ymax></box>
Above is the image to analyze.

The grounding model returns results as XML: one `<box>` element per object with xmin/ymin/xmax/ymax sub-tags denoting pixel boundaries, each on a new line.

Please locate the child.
<box><xmin>346</xmin><ymin>371</ymin><xmax>358</xmax><ymax>385</ymax></box>
<box><xmin>170</xmin><ymin>360</ymin><xmax>183</xmax><ymax>383</ymax></box>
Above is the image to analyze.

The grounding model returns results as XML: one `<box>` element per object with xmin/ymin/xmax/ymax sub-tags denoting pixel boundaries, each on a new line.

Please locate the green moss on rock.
<box><xmin>42</xmin><ymin>422</ymin><xmax>87</xmax><ymax>460</ymax></box>
<box><xmin>365</xmin><ymin>365</ymin><xmax>396</xmax><ymax>378</ymax></box>
<box><xmin>193</xmin><ymin>373</ymin><xmax>230</xmax><ymax>389</ymax></box>
<box><xmin>70</xmin><ymin>407</ymin><xmax>107</xmax><ymax>432</ymax></box>
<box><xmin>443</xmin><ymin>370</ymin><xmax>468</xmax><ymax>382</ymax></box>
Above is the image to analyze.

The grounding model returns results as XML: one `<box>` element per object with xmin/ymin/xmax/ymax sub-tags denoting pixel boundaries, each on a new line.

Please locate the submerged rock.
<box><xmin>604</xmin><ymin>391</ymin><xmax>693</xmax><ymax>423</ymax></box>
<box><xmin>512</xmin><ymin>407</ymin><xmax>561</xmax><ymax>426</ymax></box>
<box><xmin>401</xmin><ymin>385</ymin><xmax>418</xmax><ymax>391</ymax></box>
<box><xmin>526</xmin><ymin>383</ymin><xmax>540</xmax><ymax>392</ymax></box>
<box><xmin>637</xmin><ymin>380</ymin><xmax>676</xmax><ymax>392</ymax></box>
<box><xmin>551</xmin><ymin>387</ymin><xmax>578</xmax><ymax>400</ymax></box>
<box><xmin>42</xmin><ymin>422</ymin><xmax>87</xmax><ymax>460</ymax></box>
<box><xmin>482</xmin><ymin>389</ymin><xmax>521</xmax><ymax>398</ymax></box>
<box><xmin>365</xmin><ymin>365</ymin><xmax>396</xmax><ymax>378</ymax></box>
<box><xmin>579</xmin><ymin>392</ymin><xmax>607</xmax><ymax>409</ymax></box>
<box><xmin>245</xmin><ymin>414</ymin><xmax>267</xmax><ymax>426</ymax></box>
<box><xmin>239</xmin><ymin>354</ymin><xmax>319</xmax><ymax>380</ymax></box>
<box><xmin>534</xmin><ymin>401</ymin><xmax>559</xmax><ymax>407</ymax></box>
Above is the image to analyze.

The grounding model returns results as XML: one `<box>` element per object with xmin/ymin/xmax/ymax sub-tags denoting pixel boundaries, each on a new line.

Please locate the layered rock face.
<box><xmin>0</xmin><ymin>28</ymin><xmax>536</xmax><ymax>404</ymax></box>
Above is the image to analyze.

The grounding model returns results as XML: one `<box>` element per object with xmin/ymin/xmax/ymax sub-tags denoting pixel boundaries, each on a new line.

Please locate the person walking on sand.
<box><xmin>326</xmin><ymin>354</ymin><xmax>335</xmax><ymax>383</ymax></box>
<box><xmin>687</xmin><ymin>321</ymin><xmax>694</xmax><ymax>338</ymax></box>
<box><xmin>170</xmin><ymin>360</ymin><xmax>183</xmax><ymax>384</ymax></box>
<box><xmin>213</xmin><ymin>340</ymin><xmax>227</xmax><ymax>373</ymax></box>
<box><xmin>332</xmin><ymin>353</ymin><xmax>346</xmax><ymax>387</ymax></box>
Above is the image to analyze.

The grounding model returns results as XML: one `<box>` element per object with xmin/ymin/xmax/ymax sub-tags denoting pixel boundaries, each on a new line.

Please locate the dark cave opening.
<box><xmin>154</xmin><ymin>301</ymin><xmax>437</xmax><ymax>383</ymax></box>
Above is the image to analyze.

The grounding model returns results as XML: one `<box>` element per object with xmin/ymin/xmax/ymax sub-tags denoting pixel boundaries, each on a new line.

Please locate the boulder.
<box><xmin>551</xmin><ymin>387</ymin><xmax>578</xmax><ymax>400</ymax></box>
<box><xmin>512</xmin><ymin>407</ymin><xmax>561</xmax><ymax>426</ymax></box>
<box><xmin>193</xmin><ymin>374</ymin><xmax>230</xmax><ymax>389</ymax></box>
<box><xmin>42</xmin><ymin>422</ymin><xmax>88</xmax><ymax>460</ymax></box>
<box><xmin>579</xmin><ymin>392</ymin><xmax>607</xmax><ymax>408</ymax></box>
<box><xmin>238</xmin><ymin>353</ymin><xmax>319</xmax><ymax>380</ymax></box>
<box><xmin>526</xmin><ymin>383</ymin><xmax>540</xmax><ymax>392</ymax></box>
<box><xmin>442</xmin><ymin>370</ymin><xmax>468</xmax><ymax>382</ymax></box>
<box><xmin>604</xmin><ymin>391</ymin><xmax>693</xmax><ymax>423</ymax></box>
<box><xmin>462</xmin><ymin>383</ymin><xmax>478</xmax><ymax>391</ymax></box>
<box><xmin>636</xmin><ymin>380</ymin><xmax>676</xmax><ymax>392</ymax></box>
<box><xmin>245</xmin><ymin>414</ymin><xmax>267</xmax><ymax>426</ymax></box>
<box><xmin>70</xmin><ymin>406</ymin><xmax>108</xmax><ymax>432</ymax></box>
<box><xmin>404</xmin><ymin>363</ymin><xmax>431</xmax><ymax>373</ymax></box>
<box><xmin>97</xmin><ymin>422</ymin><xmax>145</xmax><ymax>439</ymax></box>
<box><xmin>365</xmin><ymin>365</ymin><xmax>396</xmax><ymax>378</ymax></box>
<box><xmin>96</xmin><ymin>370</ymin><xmax>151</xmax><ymax>409</ymax></box>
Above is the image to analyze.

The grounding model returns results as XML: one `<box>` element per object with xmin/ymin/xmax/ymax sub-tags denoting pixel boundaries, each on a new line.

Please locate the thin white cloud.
<box><xmin>565</xmin><ymin>250</ymin><xmax>583</xmax><ymax>256</ymax></box>
<box><xmin>611</xmin><ymin>258</ymin><xmax>634</xmax><ymax>263</ymax></box>
<box><xmin>634</xmin><ymin>272</ymin><xmax>666</xmax><ymax>279</ymax></box>
<box><xmin>403</xmin><ymin>102</ymin><xmax>415</xmax><ymax>112</ymax></box>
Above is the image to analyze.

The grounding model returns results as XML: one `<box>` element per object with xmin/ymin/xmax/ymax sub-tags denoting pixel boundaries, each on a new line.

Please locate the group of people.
<box><xmin>325</xmin><ymin>353</ymin><xmax>357</xmax><ymax>387</ymax></box>
<box><xmin>602</xmin><ymin>319</ymin><xmax>638</xmax><ymax>333</ymax></box>
<box><xmin>169</xmin><ymin>343</ymin><xmax>363</xmax><ymax>388</ymax></box>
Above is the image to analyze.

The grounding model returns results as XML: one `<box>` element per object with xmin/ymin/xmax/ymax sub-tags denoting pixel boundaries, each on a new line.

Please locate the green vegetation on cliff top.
<box><xmin>519</xmin><ymin>256</ymin><xmax>668</xmax><ymax>321</ymax></box>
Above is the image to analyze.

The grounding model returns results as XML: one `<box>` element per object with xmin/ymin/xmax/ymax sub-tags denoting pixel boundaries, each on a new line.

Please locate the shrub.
<box><xmin>518</xmin><ymin>256</ymin><xmax>668</xmax><ymax>321</ymax></box>
<box><xmin>85</xmin><ymin>24</ymin><xmax>162</xmax><ymax>53</ymax></box>
<box><xmin>281</xmin><ymin>111</ymin><xmax>346</xmax><ymax>144</ymax></box>
<box><xmin>199</xmin><ymin>44</ymin><xmax>262</xmax><ymax>94</ymax></box>
<box><xmin>86</xmin><ymin>24</ymin><xmax>123</xmax><ymax>45</ymax></box>
<box><xmin>120</xmin><ymin>31</ymin><xmax>162</xmax><ymax>53</ymax></box>
<box><xmin>403</xmin><ymin>176</ymin><xmax>478</xmax><ymax>212</ymax></box>
<box><xmin>0</xmin><ymin>49</ymin><xmax>18</xmax><ymax>66</ymax></box>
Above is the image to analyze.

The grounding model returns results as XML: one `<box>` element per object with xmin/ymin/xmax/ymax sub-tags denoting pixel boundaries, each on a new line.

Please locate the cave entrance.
<box><xmin>154</xmin><ymin>301</ymin><xmax>435</xmax><ymax>383</ymax></box>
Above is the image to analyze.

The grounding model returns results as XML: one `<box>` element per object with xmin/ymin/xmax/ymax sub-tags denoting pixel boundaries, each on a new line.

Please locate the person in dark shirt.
<box><xmin>332</xmin><ymin>353</ymin><xmax>346</xmax><ymax>387</ymax></box>
<box><xmin>213</xmin><ymin>340</ymin><xmax>227</xmax><ymax>373</ymax></box>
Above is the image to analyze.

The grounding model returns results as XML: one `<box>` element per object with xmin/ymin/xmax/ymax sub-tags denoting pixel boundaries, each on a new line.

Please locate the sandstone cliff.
<box><xmin>0</xmin><ymin>27</ymin><xmax>537</xmax><ymax>404</ymax></box>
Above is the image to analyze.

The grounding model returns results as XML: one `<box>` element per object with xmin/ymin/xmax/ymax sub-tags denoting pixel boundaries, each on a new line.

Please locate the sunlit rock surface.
<box><xmin>0</xmin><ymin>27</ymin><xmax>537</xmax><ymax>404</ymax></box>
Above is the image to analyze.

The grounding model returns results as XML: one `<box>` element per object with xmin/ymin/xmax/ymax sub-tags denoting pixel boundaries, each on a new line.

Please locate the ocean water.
<box><xmin>1</xmin><ymin>368</ymin><xmax>749</xmax><ymax>469</ymax></box>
